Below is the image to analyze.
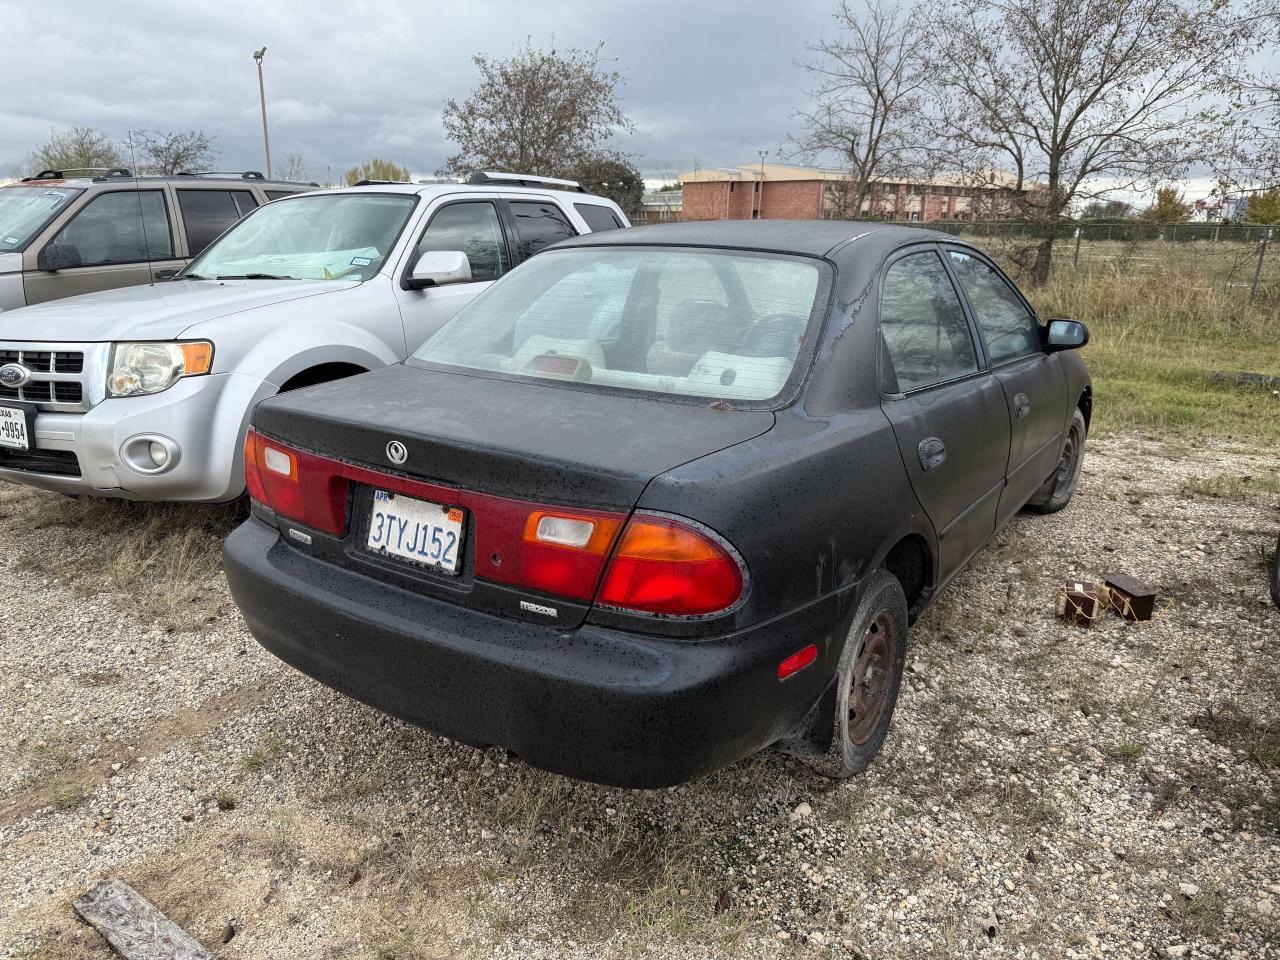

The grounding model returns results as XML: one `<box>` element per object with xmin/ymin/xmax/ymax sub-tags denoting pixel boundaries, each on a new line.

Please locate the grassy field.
<box><xmin>975</xmin><ymin>234</ymin><xmax>1280</xmax><ymax>446</ymax></box>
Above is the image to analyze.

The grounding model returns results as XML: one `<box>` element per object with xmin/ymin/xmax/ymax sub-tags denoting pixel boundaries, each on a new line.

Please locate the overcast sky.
<box><xmin>0</xmin><ymin>0</ymin><xmax>836</xmax><ymax>184</ymax></box>
<box><xmin>1</xmin><ymin>0</ymin><xmax>1273</xmax><ymax>203</ymax></box>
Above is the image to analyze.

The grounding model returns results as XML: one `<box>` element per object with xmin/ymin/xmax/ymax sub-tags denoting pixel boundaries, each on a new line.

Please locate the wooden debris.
<box><xmin>1104</xmin><ymin>573</ymin><xmax>1157</xmax><ymax>622</ymax></box>
<box><xmin>73</xmin><ymin>879</ymin><xmax>214</xmax><ymax>960</ymax></box>
<box><xmin>1055</xmin><ymin>580</ymin><xmax>1103</xmax><ymax>627</ymax></box>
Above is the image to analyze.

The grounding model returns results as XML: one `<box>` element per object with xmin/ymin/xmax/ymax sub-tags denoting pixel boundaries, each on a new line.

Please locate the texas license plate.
<box><xmin>0</xmin><ymin>405</ymin><xmax>29</xmax><ymax>451</ymax></box>
<box><xmin>366</xmin><ymin>489</ymin><xmax>464</xmax><ymax>574</ymax></box>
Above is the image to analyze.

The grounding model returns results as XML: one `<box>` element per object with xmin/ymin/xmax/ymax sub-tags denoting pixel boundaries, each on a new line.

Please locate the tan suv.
<box><xmin>0</xmin><ymin>168</ymin><xmax>315</xmax><ymax>310</ymax></box>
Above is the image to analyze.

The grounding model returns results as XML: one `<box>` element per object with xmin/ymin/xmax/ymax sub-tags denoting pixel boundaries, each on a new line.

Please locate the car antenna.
<box><xmin>124</xmin><ymin>132</ymin><xmax>157</xmax><ymax>286</ymax></box>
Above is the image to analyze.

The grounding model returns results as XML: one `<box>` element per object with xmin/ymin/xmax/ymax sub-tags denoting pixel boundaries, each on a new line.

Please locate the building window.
<box><xmin>730</xmin><ymin>182</ymin><xmax>736</xmax><ymax>193</ymax></box>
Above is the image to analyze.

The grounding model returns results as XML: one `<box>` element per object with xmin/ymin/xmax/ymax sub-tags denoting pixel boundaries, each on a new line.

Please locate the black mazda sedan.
<box><xmin>225</xmin><ymin>221</ymin><xmax>1091</xmax><ymax>788</ymax></box>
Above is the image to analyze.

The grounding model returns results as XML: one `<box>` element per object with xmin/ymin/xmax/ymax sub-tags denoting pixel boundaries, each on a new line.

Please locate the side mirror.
<box><xmin>36</xmin><ymin>241</ymin><xmax>83</xmax><ymax>272</ymax></box>
<box><xmin>1044</xmin><ymin>318</ymin><xmax>1089</xmax><ymax>352</ymax></box>
<box><xmin>405</xmin><ymin>251</ymin><xmax>471</xmax><ymax>290</ymax></box>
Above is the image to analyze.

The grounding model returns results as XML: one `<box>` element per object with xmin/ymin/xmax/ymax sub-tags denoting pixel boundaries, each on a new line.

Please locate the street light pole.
<box><xmin>253</xmin><ymin>47</ymin><xmax>272</xmax><ymax>179</ymax></box>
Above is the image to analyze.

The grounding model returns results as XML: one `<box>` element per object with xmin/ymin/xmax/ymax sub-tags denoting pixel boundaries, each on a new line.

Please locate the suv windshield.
<box><xmin>183</xmin><ymin>193</ymin><xmax>416</xmax><ymax>281</ymax></box>
<box><xmin>412</xmin><ymin>247</ymin><xmax>826</xmax><ymax>402</ymax></box>
<box><xmin>0</xmin><ymin>185</ymin><xmax>85</xmax><ymax>252</ymax></box>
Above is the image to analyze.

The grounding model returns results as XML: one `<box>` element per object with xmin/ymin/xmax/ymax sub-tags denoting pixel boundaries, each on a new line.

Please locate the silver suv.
<box><xmin>0</xmin><ymin>168</ymin><xmax>314</xmax><ymax>309</ymax></box>
<box><xmin>0</xmin><ymin>172</ymin><xmax>629</xmax><ymax>501</ymax></box>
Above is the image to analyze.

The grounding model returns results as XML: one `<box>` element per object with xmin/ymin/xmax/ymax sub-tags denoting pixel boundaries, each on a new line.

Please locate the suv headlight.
<box><xmin>107</xmin><ymin>342</ymin><xmax>214</xmax><ymax>397</ymax></box>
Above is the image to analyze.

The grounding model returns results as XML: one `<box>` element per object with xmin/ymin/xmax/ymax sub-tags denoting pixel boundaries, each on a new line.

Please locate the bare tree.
<box><xmin>440</xmin><ymin>41</ymin><xmax>636</xmax><ymax>179</ymax></box>
<box><xmin>278</xmin><ymin>151</ymin><xmax>312</xmax><ymax>183</ymax></box>
<box><xmin>129</xmin><ymin>130</ymin><xmax>217</xmax><ymax>175</ymax></box>
<box><xmin>27</xmin><ymin>127</ymin><xmax>122</xmax><ymax>174</ymax></box>
<box><xmin>925</xmin><ymin>0</ymin><xmax>1251</xmax><ymax>285</ymax></box>
<box><xmin>787</xmin><ymin>0</ymin><xmax>932</xmax><ymax>219</ymax></box>
<box><xmin>1219</xmin><ymin>0</ymin><xmax>1280</xmax><ymax>192</ymax></box>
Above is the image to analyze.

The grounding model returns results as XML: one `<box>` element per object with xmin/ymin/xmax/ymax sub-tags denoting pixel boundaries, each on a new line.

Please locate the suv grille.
<box><xmin>0</xmin><ymin>349</ymin><xmax>84</xmax><ymax>373</ymax></box>
<box><xmin>0</xmin><ymin>447</ymin><xmax>81</xmax><ymax>477</ymax></box>
<box><xmin>0</xmin><ymin>344</ymin><xmax>93</xmax><ymax>411</ymax></box>
<box><xmin>0</xmin><ymin>382</ymin><xmax>83</xmax><ymax>404</ymax></box>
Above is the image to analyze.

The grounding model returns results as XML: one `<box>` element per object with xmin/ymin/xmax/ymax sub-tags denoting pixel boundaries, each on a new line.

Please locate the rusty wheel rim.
<box><xmin>847</xmin><ymin>611</ymin><xmax>899</xmax><ymax>746</ymax></box>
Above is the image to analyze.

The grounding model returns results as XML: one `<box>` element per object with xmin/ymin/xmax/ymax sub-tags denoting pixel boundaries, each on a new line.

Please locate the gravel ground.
<box><xmin>0</xmin><ymin>433</ymin><xmax>1276</xmax><ymax>960</ymax></box>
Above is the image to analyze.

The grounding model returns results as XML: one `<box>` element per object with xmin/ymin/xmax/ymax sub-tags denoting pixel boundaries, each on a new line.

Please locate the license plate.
<box><xmin>0</xmin><ymin>405</ymin><xmax>29</xmax><ymax>451</ymax></box>
<box><xmin>366</xmin><ymin>489</ymin><xmax>464</xmax><ymax>574</ymax></box>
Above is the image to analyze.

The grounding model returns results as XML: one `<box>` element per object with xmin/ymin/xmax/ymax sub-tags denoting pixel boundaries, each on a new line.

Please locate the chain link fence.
<box><xmin>897</xmin><ymin>220</ymin><xmax>1279</xmax><ymax>300</ymax></box>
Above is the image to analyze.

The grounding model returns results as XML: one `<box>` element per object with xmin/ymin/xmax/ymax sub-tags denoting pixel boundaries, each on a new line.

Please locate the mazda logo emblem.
<box><xmin>385</xmin><ymin>440</ymin><xmax>408</xmax><ymax>465</ymax></box>
<box><xmin>0</xmin><ymin>363</ymin><xmax>31</xmax><ymax>388</ymax></box>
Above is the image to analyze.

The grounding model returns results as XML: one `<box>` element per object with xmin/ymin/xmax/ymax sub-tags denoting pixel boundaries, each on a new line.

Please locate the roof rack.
<box><xmin>176</xmin><ymin>170</ymin><xmax>267</xmax><ymax>180</ymax></box>
<box><xmin>22</xmin><ymin>167</ymin><xmax>133</xmax><ymax>182</ymax></box>
<box><xmin>351</xmin><ymin>179</ymin><xmax>413</xmax><ymax>187</ymax></box>
<box><xmin>467</xmin><ymin>171</ymin><xmax>586</xmax><ymax>193</ymax></box>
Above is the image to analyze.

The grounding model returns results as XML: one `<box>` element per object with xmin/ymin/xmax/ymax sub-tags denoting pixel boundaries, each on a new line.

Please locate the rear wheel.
<box><xmin>1026</xmin><ymin>408</ymin><xmax>1087</xmax><ymax>514</ymax></box>
<box><xmin>801</xmin><ymin>570</ymin><xmax>908</xmax><ymax>779</ymax></box>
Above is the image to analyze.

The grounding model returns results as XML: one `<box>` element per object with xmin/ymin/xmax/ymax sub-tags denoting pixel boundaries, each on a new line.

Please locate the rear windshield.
<box><xmin>411</xmin><ymin>248</ymin><xmax>826</xmax><ymax>402</ymax></box>
<box><xmin>182</xmin><ymin>192</ymin><xmax>416</xmax><ymax>281</ymax></box>
<box><xmin>0</xmin><ymin>185</ymin><xmax>85</xmax><ymax>252</ymax></box>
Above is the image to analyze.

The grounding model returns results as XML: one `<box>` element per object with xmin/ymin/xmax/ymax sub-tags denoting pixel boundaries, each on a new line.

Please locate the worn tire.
<box><xmin>1026</xmin><ymin>408</ymin><xmax>1087</xmax><ymax>514</ymax></box>
<box><xmin>800</xmin><ymin>570</ymin><xmax>908</xmax><ymax>779</ymax></box>
<box><xmin>1270</xmin><ymin>534</ymin><xmax>1279</xmax><ymax>610</ymax></box>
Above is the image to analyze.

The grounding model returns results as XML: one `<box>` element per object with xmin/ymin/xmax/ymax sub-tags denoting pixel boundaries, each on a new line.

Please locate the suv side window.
<box><xmin>415</xmin><ymin>201</ymin><xmax>509</xmax><ymax>281</ymax></box>
<box><xmin>264</xmin><ymin>190</ymin><xmax>296</xmax><ymax>201</ymax></box>
<box><xmin>177</xmin><ymin>189</ymin><xmax>259</xmax><ymax>256</ymax></box>
<box><xmin>573</xmin><ymin>203</ymin><xmax>623</xmax><ymax>232</ymax></box>
<box><xmin>945</xmin><ymin>250</ymin><xmax>1041</xmax><ymax>364</ymax></box>
<box><xmin>879</xmin><ymin>251</ymin><xmax>980</xmax><ymax>393</ymax></box>
<box><xmin>50</xmin><ymin>190</ymin><xmax>173</xmax><ymax>265</ymax></box>
<box><xmin>508</xmin><ymin>201</ymin><xmax>577</xmax><ymax>259</ymax></box>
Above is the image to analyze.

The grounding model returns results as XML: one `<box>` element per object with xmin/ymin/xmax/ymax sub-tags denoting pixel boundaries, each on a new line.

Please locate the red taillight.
<box><xmin>243</xmin><ymin>429</ymin><xmax>348</xmax><ymax>535</ymax></box>
<box><xmin>596</xmin><ymin>515</ymin><xmax>744</xmax><ymax>617</ymax></box>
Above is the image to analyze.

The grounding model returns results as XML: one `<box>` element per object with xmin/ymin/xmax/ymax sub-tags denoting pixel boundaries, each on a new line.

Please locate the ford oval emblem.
<box><xmin>0</xmin><ymin>363</ymin><xmax>31</xmax><ymax>388</ymax></box>
<box><xmin>385</xmin><ymin>440</ymin><xmax>408</xmax><ymax>465</ymax></box>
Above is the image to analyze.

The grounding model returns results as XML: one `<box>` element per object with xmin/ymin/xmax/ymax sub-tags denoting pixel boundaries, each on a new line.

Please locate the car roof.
<box><xmin>5</xmin><ymin>174</ymin><xmax>314</xmax><ymax>189</ymax></box>
<box><xmin>552</xmin><ymin>220</ymin><xmax>964</xmax><ymax>257</ymax></box>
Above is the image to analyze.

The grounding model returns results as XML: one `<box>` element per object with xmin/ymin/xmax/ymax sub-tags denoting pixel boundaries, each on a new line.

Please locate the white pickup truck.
<box><xmin>0</xmin><ymin>173</ymin><xmax>628</xmax><ymax>501</ymax></box>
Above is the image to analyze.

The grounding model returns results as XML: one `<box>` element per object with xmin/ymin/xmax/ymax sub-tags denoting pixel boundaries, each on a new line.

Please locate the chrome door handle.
<box><xmin>918</xmin><ymin>437</ymin><xmax>946</xmax><ymax>472</ymax></box>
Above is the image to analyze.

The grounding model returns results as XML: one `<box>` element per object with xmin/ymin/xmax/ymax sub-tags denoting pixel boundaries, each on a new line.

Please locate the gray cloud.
<box><xmin>0</xmin><ymin>0</ymin><xmax>835</xmax><ymax>182</ymax></box>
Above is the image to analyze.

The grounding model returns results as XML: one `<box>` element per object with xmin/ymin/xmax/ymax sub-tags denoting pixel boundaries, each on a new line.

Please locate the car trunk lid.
<box><xmin>250</xmin><ymin>364</ymin><xmax>774</xmax><ymax>628</ymax></box>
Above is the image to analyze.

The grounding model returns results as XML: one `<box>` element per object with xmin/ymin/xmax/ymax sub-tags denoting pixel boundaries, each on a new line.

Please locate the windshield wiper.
<box><xmin>181</xmin><ymin>272</ymin><xmax>208</xmax><ymax>280</ymax></box>
<box><xmin>216</xmin><ymin>273</ymin><xmax>296</xmax><ymax>280</ymax></box>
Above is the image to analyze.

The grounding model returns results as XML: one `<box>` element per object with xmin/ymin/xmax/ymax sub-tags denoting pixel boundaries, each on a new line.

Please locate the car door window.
<box><xmin>946</xmin><ymin>250</ymin><xmax>1041</xmax><ymax>364</ymax></box>
<box><xmin>416</xmin><ymin>201</ymin><xmax>508</xmax><ymax>281</ymax></box>
<box><xmin>508</xmin><ymin>201</ymin><xmax>577</xmax><ymax>259</ymax></box>
<box><xmin>879</xmin><ymin>251</ymin><xmax>980</xmax><ymax>393</ymax></box>
<box><xmin>265</xmin><ymin>190</ymin><xmax>296</xmax><ymax>201</ymax></box>
<box><xmin>50</xmin><ymin>190</ymin><xmax>173</xmax><ymax>265</ymax></box>
<box><xmin>178</xmin><ymin>189</ymin><xmax>259</xmax><ymax>256</ymax></box>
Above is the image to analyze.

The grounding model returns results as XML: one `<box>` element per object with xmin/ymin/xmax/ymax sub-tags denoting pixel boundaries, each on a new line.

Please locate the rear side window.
<box><xmin>178</xmin><ymin>189</ymin><xmax>259</xmax><ymax>256</ymax></box>
<box><xmin>265</xmin><ymin>190</ymin><xmax>297</xmax><ymax>201</ymax></box>
<box><xmin>573</xmin><ymin>203</ymin><xmax>623</xmax><ymax>232</ymax></box>
<box><xmin>879</xmin><ymin>251</ymin><xmax>979</xmax><ymax>393</ymax></box>
<box><xmin>49</xmin><ymin>190</ymin><xmax>173</xmax><ymax>264</ymax></box>
<box><xmin>415</xmin><ymin>201</ymin><xmax>508</xmax><ymax>280</ymax></box>
<box><xmin>508</xmin><ymin>201</ymin><xmax>577</xmax><ymax>259</ymax></box>
<box><xmin>945</xmin><ymin>250</ymin><xmax>1041</xmax><ymax>364</ymax></box>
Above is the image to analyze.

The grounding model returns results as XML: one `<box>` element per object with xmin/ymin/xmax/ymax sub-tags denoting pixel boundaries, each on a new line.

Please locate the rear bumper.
<box><xmin>225</xmin><ymin>517</ymin><xmax>846</xmax><ymax>788</ymax></box>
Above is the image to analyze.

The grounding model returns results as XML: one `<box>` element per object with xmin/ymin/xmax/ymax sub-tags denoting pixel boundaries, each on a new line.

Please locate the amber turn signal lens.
<box><xmin>179</xmin><ymin>341</ymin><xmax>214</xmax><ymax>375</ymax></box>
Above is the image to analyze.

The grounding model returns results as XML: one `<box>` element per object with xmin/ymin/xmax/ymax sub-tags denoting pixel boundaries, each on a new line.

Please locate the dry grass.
<box><xmin>0</xmin><ymin>483</ymin><xmax>243</xmax><ymax>631</ymax></box>
<box><xmin>965</xmin><ymin>236</ymin><xmax>1280</xmax><ymax>445</ymax></box>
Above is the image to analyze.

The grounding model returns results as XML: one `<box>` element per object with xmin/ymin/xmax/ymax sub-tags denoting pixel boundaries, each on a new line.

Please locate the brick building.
<box><xmin>679</xmin><ymin>162</ymin><xmax>1029</xmax><ymax>222</ymax></box>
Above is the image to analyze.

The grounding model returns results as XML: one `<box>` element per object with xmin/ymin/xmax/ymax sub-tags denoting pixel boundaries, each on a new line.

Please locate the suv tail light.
<box><xmin>596</xmin><ymin>514</ymin><xmax>745</xmax><ymax>617</ymax></box>
<box><xmin>244</xmin><ymin>429</ymin><xmax>348</xmax><ymax>535</ymax></box>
